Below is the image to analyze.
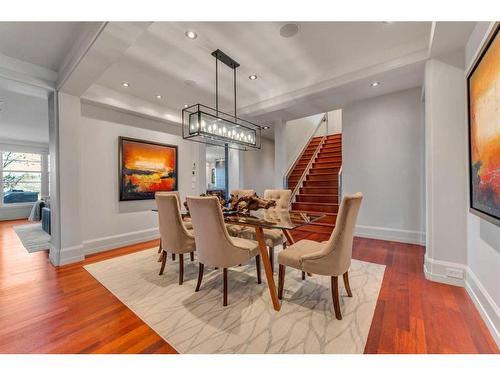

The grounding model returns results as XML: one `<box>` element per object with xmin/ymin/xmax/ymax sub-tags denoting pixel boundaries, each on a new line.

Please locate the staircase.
<box><xmin>287</xmin><ymin>133</ymin><xmax>342</xmax><ymax>235</ymax></box>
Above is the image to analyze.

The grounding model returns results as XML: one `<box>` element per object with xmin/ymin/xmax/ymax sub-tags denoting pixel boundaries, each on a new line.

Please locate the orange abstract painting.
<box><xmin>119</xmin><ymin>137</ymin><xmax>178</xmax><ymax>201</ymax></box>
<box><xmin>468</xmin><ymin>26</ymin><xmax>500</xmax><ymax>223</ymax></box>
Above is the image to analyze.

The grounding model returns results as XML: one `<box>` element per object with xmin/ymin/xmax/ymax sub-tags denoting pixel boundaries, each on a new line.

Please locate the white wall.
<box><xmin>240</xmin><ymin>137</ymin><xmax>275</xmax><ymax>196</ymax></box>
<box><xmin>424</xmin><ymin>57</ymin><xmax>468</xmax><ymax>284</ymax></box>
<box><xmin>464</xmin><ymin>22</ymin><xmax>500</xmax><ymax>346</ymax></box>
<box><xmin>49</xmin><ymin>96</ymin><xmax>205</xmax><ymax>265</ymax></box>
<box><xmin>284</xmin><ymin>113</ymin><xmax>324</xmax><ymax>170</ymax></box>
<box><xmin>50</xmin><ymin>92</ymin><xmax>84</xmax><ymax>265</ymax></box>
<box><xmin>343</xmin><ymin>87</ymin><xmax>425</xmax><ymax>245</ymax></box>
<box><xmin>328</xmin><ymin>109</ymin><xmax>342</xmax><ymax>135</ymax></box>
<box><xmin>274</xmin><ymin>113</ymin><xmax>324</xmax><ymax>188</ymax></box>
<box><xmin>79</xmin><ymin>103</ymin><xmax>203</xmax><ymax>255</ymax></box>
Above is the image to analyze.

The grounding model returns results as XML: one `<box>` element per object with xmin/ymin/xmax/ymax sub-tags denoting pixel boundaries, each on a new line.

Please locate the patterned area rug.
<box><xmin>13</xmin><ymin>223</ymin><xmax>50</xmax><ymax>253</ymax></box>
<box><xmin>84</xmin><ymin>247</ymin><xmax>385</xmax><ymax>353</ymax></box>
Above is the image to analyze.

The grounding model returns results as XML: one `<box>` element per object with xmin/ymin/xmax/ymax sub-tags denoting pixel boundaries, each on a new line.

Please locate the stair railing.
<box><xmin>338</xmin><ymin>165</ymin><xmax>342</xmax><ymax>201</ymax></box>
<box><xmin>283</xmin><ymin>114</ymin><xmax>328</xmax><ymax>190</ymax></box>
<box><xmin>289</xmin><ymin>135</ymin><xmax>326</xmax><ymax>205</ymax></box>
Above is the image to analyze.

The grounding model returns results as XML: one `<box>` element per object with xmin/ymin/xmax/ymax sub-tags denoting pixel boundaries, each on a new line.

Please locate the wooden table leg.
<box><xmin>282</xmin><ymin>229</ymin><xmax>295</xmax><ymax>245</ymax></box>
<box><xmin>255</xmin><ymin>227</ymin><xmax>281</xmax><ymax>311</ymax></box>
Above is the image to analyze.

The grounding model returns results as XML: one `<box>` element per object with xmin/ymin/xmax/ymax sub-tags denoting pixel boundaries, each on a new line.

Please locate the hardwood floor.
<box><xmin>0</xmin><ymin>219</ymin><xmax>498</xmax><ymax>354</ymax></box>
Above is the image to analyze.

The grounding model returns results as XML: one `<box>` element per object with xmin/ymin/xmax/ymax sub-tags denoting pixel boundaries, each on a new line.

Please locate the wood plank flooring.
<box><xmin>0</xmin><ymin>220</ymin><xmax>498</xmax><ymax>354</ymax></box>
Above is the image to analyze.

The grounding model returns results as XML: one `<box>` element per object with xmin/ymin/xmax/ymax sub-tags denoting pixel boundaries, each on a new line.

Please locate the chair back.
<box><xmin>301</xmin><ymin>193</ymin><xmax>362</xmax><ymax>276</ymax></box>
<box><xmin>187</xmin><ymin>196</ymin><xmax>252</xmax><ymax>267</ymax></box>
<box><xmin>264</xmin><ymin>189</ymin><xmax>292</xmax><ymax>209</ymax></box>
<box><xmin>155</xmin><ymin>192</ymin><xmax>193</xmax><ymax>253</ymax></box>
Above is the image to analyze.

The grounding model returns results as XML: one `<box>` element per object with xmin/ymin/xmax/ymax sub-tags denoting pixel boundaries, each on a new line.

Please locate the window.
<box><xmin>0</xmin><ymin>151</ymin><xmax>44</xmax><ymax>205</ymax></box>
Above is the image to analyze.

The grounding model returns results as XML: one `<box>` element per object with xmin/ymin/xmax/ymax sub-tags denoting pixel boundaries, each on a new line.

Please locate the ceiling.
<box><xmin>0</xmin><ymin>79</ymin><xmax>49</xmax><ymax>145</ymax></box>
<box><xmin>0</xmin><ymin>21</ymin><xmax>477</xmax><ymax>143</ymax></box>
<box><xmin>0</xmin><ymin>22</ymin><xmax>89</xmax><ymax>72</ymax></box>
<box><xmin>90</xmin><ymin>22</ymin><xmax>431</xmax><ymax>126</ymax></box>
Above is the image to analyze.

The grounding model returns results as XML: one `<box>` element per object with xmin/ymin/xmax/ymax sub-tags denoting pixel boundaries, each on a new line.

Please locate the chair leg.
<box><xmin>195</xmin><ymin>263</ymin><xmax>204</xmax><ymax>291</ymax></box>
<box><xmin>331</xmin><ymin>276</ymin><xmax>342</xmax><ymax>320</ymax></box>
<box><xmin>157</xmin><ymin>238</ymin><xmax>162</xmax><ymax>253</ymax></box>
<box><xmin>190</xmin><ymin>252</ymin><xmax>194</xmax><ymax>261</ymax></box>
<box><xmin>268</xmin><ymin>246</ymin><xmax>274</xmax><ymax>273</ymax></box>
<box><xmin>278</xmin><ymin>264</ymin><xmax>286</xmax><ymax>299</ymax></box>
<box><xmin>255</xmin><ymin>255</ymin><xmax>262</xmax><ymax>284</ymax></box>
<box><xmin>178</xmin><ymin>254</ymin><xmax>184</xmax><ymax>285</ymax></box>
<box><xmin>159</xmin><ymin>251</ymin><xmax>167</xmax><ymax>275</ymax></box>
<box><xmin>223</xmin><ymin>268</ymin><xmax>228</xmax><ymax>306</ymax></box>
<box><xmin>157</xmin><ymin>251</ymin><xmax>164</xmax><ymax>263</ymax></box>
<box><xmin>302</xmin><ymin>271</ymin><xmax>306</xmax><ymax>280</ymax></box>
<box><xmin>343</xmin><ymin>271</ymin><xmax>353</xmax><ymax>297</ymax></box>
<box><xmin>172</xmin><ymin>253</ymin><xmax>176</xmax><ymax>261</ymax></box>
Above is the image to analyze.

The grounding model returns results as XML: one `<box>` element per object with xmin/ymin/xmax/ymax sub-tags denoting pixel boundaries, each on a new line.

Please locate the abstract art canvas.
<box><xmin>119</xmin><ymin>137</ymin><xmax>178</xmax><ymax>201</ymax></box>
<box><xmin>468</xmin><ymin>25</ymin><xmax>500</xmax><ymax>226</ymax></box>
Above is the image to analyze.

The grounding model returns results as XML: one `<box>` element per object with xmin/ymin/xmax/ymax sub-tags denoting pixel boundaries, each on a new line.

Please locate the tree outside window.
<box><xmin>1</xmin><ymin>152</ymin><xmax>42</xmax><ymax>204</ymax></box>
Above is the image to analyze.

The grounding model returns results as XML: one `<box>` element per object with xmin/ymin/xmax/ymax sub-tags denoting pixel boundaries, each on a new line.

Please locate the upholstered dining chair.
<box><xmin>155</xmin><ymin>192</ymin><xmax>196</xmax><ymax>284</ymax></box>
<box><xmin>156</xmin><ymin>191</ymin><xmax>193</xmax><ymax>261</ymax></box>
<box><xmin>277</xmin><ymin>193</ymin><xmax>363</xmax><ymax>319</ymax></box>
<box><xmin>186</xmin><ymin>196</ymin><xmax>262</xmax><ymax>306</ymax></box>
<box><xmin>237</xmin><ymin>189</ymin><xmax>291</xmax><ymax>272</ymax></box>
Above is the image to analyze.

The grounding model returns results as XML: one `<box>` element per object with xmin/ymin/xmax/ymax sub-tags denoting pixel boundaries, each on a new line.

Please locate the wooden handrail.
<box><xmin>283</xmin><ymin>114</ymin><xmax>327</xmax><ymax>189</ymax></box>
<box><xmin>289</xmin><ymin>135</ymin><xmax>326</xmax><ymax>205</ymax></box>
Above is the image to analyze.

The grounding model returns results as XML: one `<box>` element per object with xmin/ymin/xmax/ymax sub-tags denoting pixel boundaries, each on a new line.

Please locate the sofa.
<box><xmin>3</xmin><ymin>190</ymin><xmax>38</xmax><ymax>204</ymax></box>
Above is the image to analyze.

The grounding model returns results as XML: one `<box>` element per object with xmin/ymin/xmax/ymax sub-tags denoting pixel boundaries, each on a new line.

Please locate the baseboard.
<box><xmin>423</xmin><ymin>255</ymin><xmax>466</xmax><ymax>287</ymax></box>
<box><xmin>83</xmin><ymin>227</ymin><xmax>159</xmax><ymax>255</ymax></box>
<box><xmin>355</xmin><ymin>225</ymin><xmax>425</xmax><ymax>245</ymax></box>
<box><xmin>465</xmin><ymin>267</ymin><xmax>500</xmax><ymax>348</ymax></box>
<box><xmin>0</xmin><ymin>205</ymin><xmax>31</xmax><ymax>221</ymax></box>
<box><xmin>49</xmin><ymin>243</ymin><xmax>85</xmax><ymax>266</ymax></box>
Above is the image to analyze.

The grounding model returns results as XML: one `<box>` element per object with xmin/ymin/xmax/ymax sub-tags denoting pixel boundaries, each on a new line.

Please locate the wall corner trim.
<box><xmin>423</xmin><ymin>255</ymin><xmax>466</xmax><ymax>287</ymax></box>
<box><xmin>465</xmin><ymin>266</ymin><xmax>500</xmax><ymax>347</ymax></box>
<box><xmin>49</xmin><ymin>244</ymin><xmax>85</xmax><ymax>266</ymax></box>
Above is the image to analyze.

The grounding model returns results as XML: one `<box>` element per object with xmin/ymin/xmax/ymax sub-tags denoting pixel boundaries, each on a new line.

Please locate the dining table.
<box><xmin>222</xmin><ymin>208</ymin><xmax>326</xmax><ymax>311</ymax></box>
<box><xmin>154</xmin><ymin>206</ymin><xmax>326</xmax><ymax>312</ymax></box>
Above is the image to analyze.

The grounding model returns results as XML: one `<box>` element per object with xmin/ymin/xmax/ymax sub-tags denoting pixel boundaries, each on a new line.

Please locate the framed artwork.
<box><xmin>119</xmin><ymin>137</ymin><xmax>178</xmax><ymax>201</ymax></box>
<box><xmin>467</xmin><ymin>24</ymin><xmax>500</xmax><ymax>226</ymax></box>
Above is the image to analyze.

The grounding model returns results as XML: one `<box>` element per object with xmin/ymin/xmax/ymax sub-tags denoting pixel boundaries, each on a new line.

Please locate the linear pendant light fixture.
<box><xmin>182</xmin><ymin>49</ymin><xmax>262</xmax><ymax>151</ymax></box>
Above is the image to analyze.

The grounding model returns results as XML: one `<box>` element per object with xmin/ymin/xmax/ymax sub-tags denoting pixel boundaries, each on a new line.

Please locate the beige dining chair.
<box><xmin>277</xmin><ymin>193</ymin><xmax>363</xmax><ymax>319</ymax></box>
<box><xmin>186</xmin><ymin>195</ymin><xmax>261</xmax><ymax>306</ymax></box>
<box><xmin>155</xmin><ymin>192</ymin><xmax>196</xmax><ymax>285</ymax></box>
<box><xmin>156</xmin><ymin>191</ymin><xmax>193</xmax><ymax>261</ymax></box>
<box><xmin>237</xmin><ymin>189</ymin><xmax>291</xmax><ymax>272</ymax></box>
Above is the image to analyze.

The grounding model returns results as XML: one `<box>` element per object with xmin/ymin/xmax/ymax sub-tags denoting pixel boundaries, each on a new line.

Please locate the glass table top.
<box><xmin>153</xmin><ymin>207</ymin><xmax>326</xmax><ymax>230</ymax></box>
<box><xmin>222</xmin><ymin>208</ymin><xmax>326</xmax><ymax>230</ymax></box>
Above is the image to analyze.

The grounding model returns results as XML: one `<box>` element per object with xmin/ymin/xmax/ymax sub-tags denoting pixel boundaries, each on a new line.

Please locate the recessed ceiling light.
<box><xmin>263</xmin><ymin>126</ymin><xmax>270</xmax><ymax>130</ymax></box>
<box><xmin>185</xmin><ymin>30</ymin><xmax>197</xmax><ymax>40</ymax></box>
<box><xmin>280</xmin><ymin>23</ymin><xmax>299</xmax><ymax>38</ymax></box>
<box><xmin>249</xmin><ymin>74</ymin><xmax>258</xmax><ymax>80</ymax></box>
<box><xmin>122</xmin><ymin>82</ymin><xmax>130</xmax><ymax>87</ymax></box>
<box><xmin>371</xmin><ymin>82</ymin><xmax>380</xmax><ymax>87</ymax></box>
<box><xmin>156</xmin><ymin>95</ymin><xmax>162</xmax><ymax>99</ymax></box>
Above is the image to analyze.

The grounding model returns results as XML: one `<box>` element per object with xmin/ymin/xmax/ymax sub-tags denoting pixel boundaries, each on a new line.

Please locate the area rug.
<box><xmin>84</xmin><ymin>247</ymin><xmax>385</xmax><ymax>353</ymax></box>
<box><xmin>13</xmin><ymin>223</ymin><xmax>50</xmax><ymax>253</ymax></box>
